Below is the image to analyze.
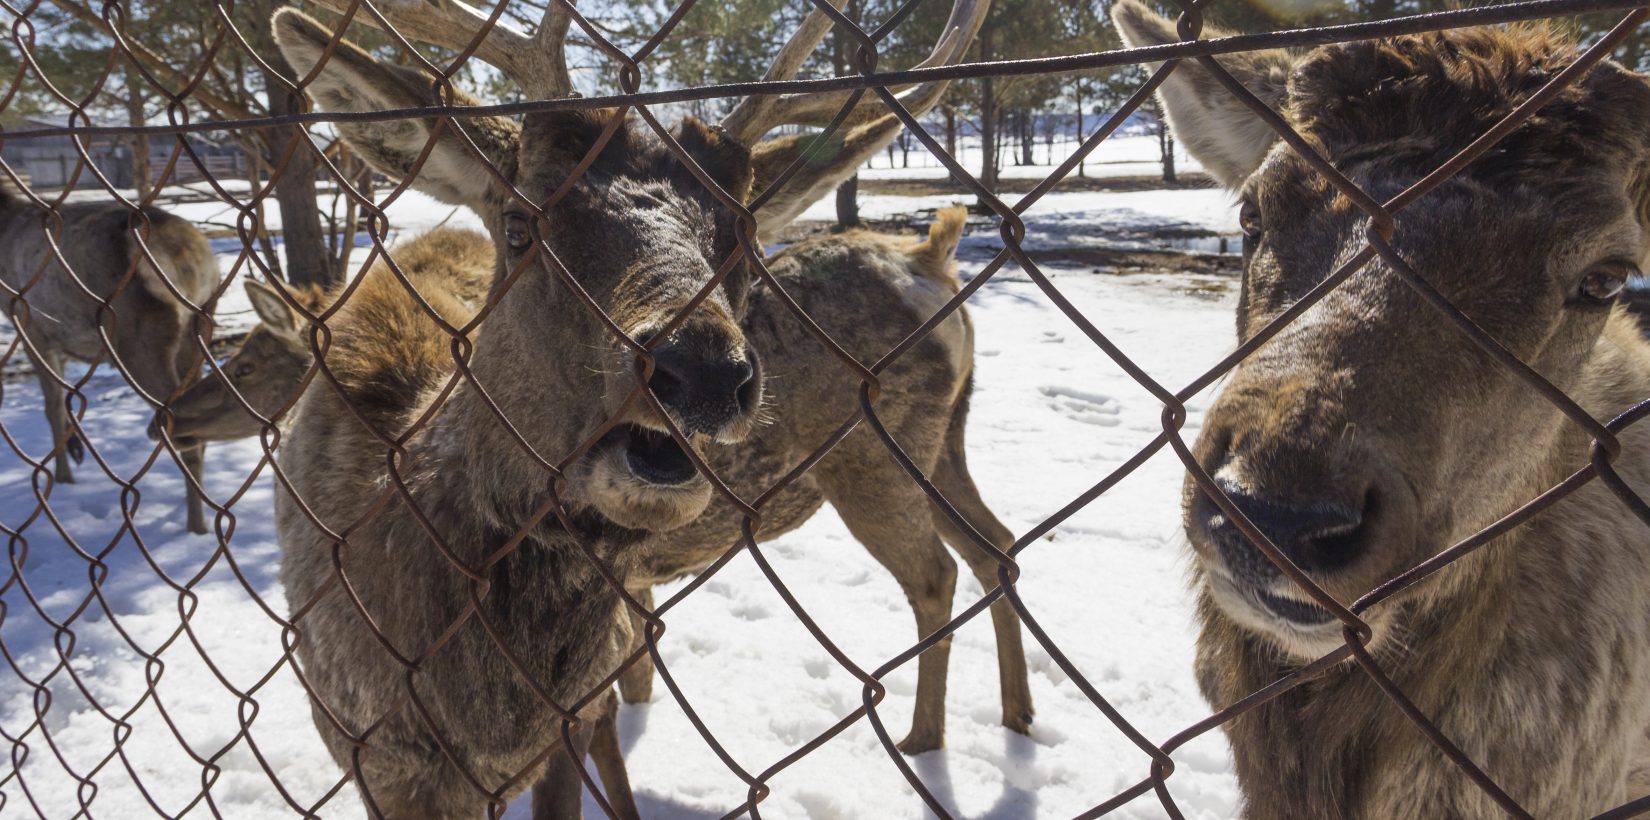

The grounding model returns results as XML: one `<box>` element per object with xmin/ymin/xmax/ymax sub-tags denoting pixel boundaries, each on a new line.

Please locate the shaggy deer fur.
<box><xmin>272</xmin><ymin>2</ymin><xmax>1016</xmax><ymax>815</ymax></box>
<box><xmin>164</xmin><ymin>227</ymin><xmax>491</xmax><ymax>444</ymax></box>
<box><xmin>1119</xmin><ymin>3</ymin><xmax>1650</xmax><ymax>817</ymax></box>
<box><xmin>0</xmin><ymin>184</ymin><xmax>218</xmax><ymax>533</ymax></box>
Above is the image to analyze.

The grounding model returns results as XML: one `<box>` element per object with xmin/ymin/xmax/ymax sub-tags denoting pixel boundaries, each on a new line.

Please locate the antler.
<box><xmin>724</xmin><ymin>0</ymin><xmax>991</xmax><ymax>241</ymax></box>
<box><xmin>721</xmin><ymin>0</ymin><xmax>989</xmax><ymax>143</ymax></box>
<box><xmin>296</xmin><ymin>0</ymin><xmax>576</xmax><ymax>100</ymax></box>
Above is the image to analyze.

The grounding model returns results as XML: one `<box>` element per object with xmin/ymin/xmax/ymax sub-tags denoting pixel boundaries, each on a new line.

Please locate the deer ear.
<box><xmin>1592</xmin><ymin>65</ymin><xmax>1650</xmax><ymax>235</ymax></box>
<box><xmin>244</xmin><ymin>278</ymin><xmax>304</xmax><ymax>343</ymax></box>
<box><xmin>520</xmin><ymin>107</ymin><xmax>639</xmax><ymax>172</ymax></box>
<box><xmin>270</xmin><ymin>9</ymin><xmax>521</xmax><ymax>207</ymax></box>
<box><xmin>672</xmin><ymin>119</ymin><xmax>754</xmax><ymax>203</ymax></box>
<box><xmin>1112</xmin><ymin>0</ymin><xmax>1295</xmax><ymax>188</ymax></box>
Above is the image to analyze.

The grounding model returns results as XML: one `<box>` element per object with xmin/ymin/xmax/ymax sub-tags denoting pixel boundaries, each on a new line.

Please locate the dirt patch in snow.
<box><xmin>858</xmin><ymin>172</ymin><xmax>1219</xmax><ymax>197</ymax></box>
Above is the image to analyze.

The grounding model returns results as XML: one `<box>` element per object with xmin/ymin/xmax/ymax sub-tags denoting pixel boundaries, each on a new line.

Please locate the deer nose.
<box><xmin>646</xmin><ymin>341</ymin><xmax>761</xmax><ymax>438</ymax></box>
<box><xmin>1195</xmin><ymin>478</ymin><xmax>1374</xmax><ymax>588</ymax></box>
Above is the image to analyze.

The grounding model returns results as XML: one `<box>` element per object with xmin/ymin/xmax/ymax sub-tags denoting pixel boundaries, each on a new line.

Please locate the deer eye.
<box><xmin>233</xmin><ymin>361</ymin><xmax>256</xmax><ymax>378</ymax></box>
<box><xmin>1575</xmin><ymin>261</ymin><xmax>1635</xmax><ymax>306</ymax></box>
<box><xmin>1239</xmin><ymin>199</ymin><xmax>1263</xmax><ymax>238</ymax></box>
<box><xmin>503</xmin><ymin>213</ymin><xmax>532</xmax><ymax>250</ymax></box>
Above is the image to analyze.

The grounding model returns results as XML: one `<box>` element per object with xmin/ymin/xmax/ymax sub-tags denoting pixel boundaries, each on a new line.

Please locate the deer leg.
<box><xmin>929</xmin><ymin>378</ymin><xmax>1033</xmax><ymax>734</ymax></box>
<box><xmin>533</xmin><ymin>720</ymin><xmax>595</xmax><ymax>820</ymax></box>
<box><xmin>618</xmin><ymin>586</ymin><xmax>655</xmax><ymax>704</ymax></box>
<box><xmin>182</xmin><ymin>442</ymin><xmax>208</xmax><ymax>535</ymax></box>
<box><xmin>831</xmin><ymin>476</ymin><xmax>958</xmax><ymax>755</ymax></box>
<box><xmin>589</xmin><ymin>690</ymin><xmax>639</xmax><ymax>820</ymax></box>
<box><xmin>29</xmin><ymin>349</ymin><xmax>76</xmax><ymax>484</ymax></box>
<box><xmin>928</xmin><ymin>461</ymin><xmax>1033</xmax><ymax>734</ymax></box>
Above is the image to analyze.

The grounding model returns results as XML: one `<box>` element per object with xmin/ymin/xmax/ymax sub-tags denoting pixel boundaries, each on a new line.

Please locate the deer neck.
<box><xmin>1202</xmin><ymin>574</ymin><xmax>1518</xmax><ymax>818</ymax></box>
<box><xmin>431</xmin><ymin>273</ymin><xmax>614</xmax><ymax>533</ymax></box>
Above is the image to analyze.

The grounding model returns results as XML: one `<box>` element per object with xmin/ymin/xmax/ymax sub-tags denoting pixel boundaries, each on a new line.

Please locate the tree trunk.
<box><xmin>1018</xmin><ymin>109</ymin><xmax>1034</xmax><ymax>167</ymax></box>
<box><xmin>258</xmin><ymin>55</ymin><xmax>334</xmax><ymax>287</ymax></box>
<box><xmin>1159</xmin><ymin>117</ymin><xmax>1177</xmax><ymax>183</ymax></box>
<box><xmin>835</xmin><ymin>174</ymin><xmax>860</xmax><ymax>230</ymax></box>
<box><xmin>976</xmin><ymin>17</ymin><xmax>997</xmax><ymax>206</ymax></box>
<box><xmin>944</xmin><ymin>106</ymin><xmax>957</xmax><ymax>163</ymax></box>
<box><xmin>827</xmin><ymin>0</ymin><xmax>863</xmax><ymax>230</ymax></box>
<box><xmin>241</xmin><ymin>136</ymin><xmax>282</xmax><ymax>278</ymax></box>
<box><xmin>125</xmin><ymin>71</ymin><xmax>152</xmax><ymax>199</ymax></box>
<box><xmin>995</xmin><ymin>110</ymin><xmax>1006</xmax><ymax>179</ymax></box>
<box><xmin>1075</xmin><ymin>81</ymin><xmax>1085</xmax><ymax>178</ymax></box>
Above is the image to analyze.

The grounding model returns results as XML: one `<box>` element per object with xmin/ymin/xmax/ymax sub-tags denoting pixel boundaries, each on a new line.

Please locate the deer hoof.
<box><xmin>895</xmin><ymin>730</ymin><xmax>942</xmax><ymax>756</ymax></box>
<box><xmin>1003</xmin><ymin>708</ymin><xmax>1034</xmax><ymax>735</ymax></box>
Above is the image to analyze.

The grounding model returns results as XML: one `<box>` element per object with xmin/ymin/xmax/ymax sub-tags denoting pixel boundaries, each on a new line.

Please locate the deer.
<box><xmin>161</xmin><ymin>227</ymin><xmax>491</xmax><ymax>445</ymax></box>
<box><xmin>1116</xmin><ymin>2</ymin><xmax>1650</xmax><ymax>817</ymax></box>
<box><xmin>269</xmin><ymin>0</ymin><xmax>1027</xmax><ymax>815</ymax></box>
<box><xmin>0</xmin><ymin>180</ymin><xmax>219</xmax><ymax>534</ymax></box>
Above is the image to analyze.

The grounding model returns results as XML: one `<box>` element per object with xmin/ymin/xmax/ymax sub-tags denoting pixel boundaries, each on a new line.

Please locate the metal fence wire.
<box><xmin>2</xmin><ymin>0</ymin><xmax>1649</xmax><ymax>816</ymax></box>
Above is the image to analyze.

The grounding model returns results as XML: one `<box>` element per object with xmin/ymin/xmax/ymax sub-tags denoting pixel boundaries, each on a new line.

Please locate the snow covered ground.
<box><xmin>1</xmin><ymin>173</ymin><xmax>1245</xmax><ymax>817</ymax></box>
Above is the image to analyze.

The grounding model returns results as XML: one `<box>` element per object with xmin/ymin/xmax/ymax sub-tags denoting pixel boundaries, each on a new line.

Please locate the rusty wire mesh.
<box><xmin>1</xmin><ymin>0</ymin><xmax>1649</xmax><ymax>817</ymax></box>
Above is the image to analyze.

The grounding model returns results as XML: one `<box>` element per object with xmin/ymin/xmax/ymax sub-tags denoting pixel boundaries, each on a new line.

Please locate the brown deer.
<box><xmin>1117</xmin><ymin>3</ymin><xmax>1650</xmax><ymax>817</ymax></box>
<box><xmin>162</xmin><ymin>227</ymin><xmax>490</xmax><ymax>445</ymax></box>
<box><xmin>1</xmin><ymin>181</ymin><xmax>218</xmax><ymax>534</ymax></box>
<box><xmin>270</xmin><ymin>0</ymin><xmax>1025</xmax><ymax>816</ymax></box>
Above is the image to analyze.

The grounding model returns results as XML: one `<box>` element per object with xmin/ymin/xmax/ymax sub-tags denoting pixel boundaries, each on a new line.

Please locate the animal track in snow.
<box><xmin>1038</xmin><ymin>384</ymin><xmax>1121</xmax><ymax>427</ymax></box>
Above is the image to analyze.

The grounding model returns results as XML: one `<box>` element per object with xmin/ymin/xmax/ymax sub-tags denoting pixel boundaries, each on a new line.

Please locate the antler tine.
<box><xmin>296</xmin><ymin>0</ymin><xmax>575</xmax><ymax>100</ymax></box>
<box><xmin>719</xmin><ymin>0</ymin><xmax>851</xmax><ymax>145</ymax></box>
<box><xmin>737</xmin><ymin>0</ymin><xmax>990</xmax><ymax>242</ymax></box>
<box><xmin>762</xmin><ymin>3</ymin><xmax>979</xmax><ymax>130</ymax></box>
<box><xmin>528</xmin><ymin>0</ymin><xmax>576</xmax><ymax>99</ymax></box>
<box><xmin>720</xmin><ymin>0</ymin><xmax>989</xmax><ymax>143</ymax></box>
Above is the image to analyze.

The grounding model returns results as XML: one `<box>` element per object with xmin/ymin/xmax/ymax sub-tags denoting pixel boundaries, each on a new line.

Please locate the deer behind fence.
<box><xmin>263</xmin><ymin>0</ymin><xmax>1017</xmax><ymax>814</ymax></box>
<box><xmin>1118</xmin><ymin>2</ymin><xmax>1650</xmax><ymax>816</ymax></box>
<box><xmin>162</xmin><ymin>226</ymin><xmax>492</xmax><ymax>445</ymax></box>
<box><xmin>1</xmin><ymin>180</ymin><xmax>218</xmax><ymax>534</ymax></box>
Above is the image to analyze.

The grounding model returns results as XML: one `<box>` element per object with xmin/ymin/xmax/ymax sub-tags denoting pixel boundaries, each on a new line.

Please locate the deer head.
<box><xmin>156</xmin><ymin>278</ymin><xmax>328</xmax><ymax>446</ymax></box>
<box><xmin>1117</xmin><ymin>1</ymin><xmax>1650</xmax><ymax>659</ymax></box>
<box><xmin>270</xmin><ymin>0</ymin><xmax>985</xmax><ymax>531</ymax></box>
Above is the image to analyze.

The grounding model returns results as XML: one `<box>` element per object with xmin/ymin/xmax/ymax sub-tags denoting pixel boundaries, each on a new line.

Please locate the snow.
<box><xmin>1</xmin><ymin>183</ymin><xmax>1245</xmax><ymax>817</ymax></box>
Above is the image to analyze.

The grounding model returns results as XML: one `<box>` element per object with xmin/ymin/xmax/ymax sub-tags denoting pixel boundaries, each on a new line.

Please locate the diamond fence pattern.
<box><xmin>1</xmin><ymin>0</ymin><xmax>1649</xmax><ymax>817</ymax></box>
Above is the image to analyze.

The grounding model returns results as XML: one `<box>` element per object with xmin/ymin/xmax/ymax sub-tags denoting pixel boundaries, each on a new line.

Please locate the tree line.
<box><xmin>4</xmin><ymin>0</ymin><xmax>1645</xmax><ymax>285</ymax></box>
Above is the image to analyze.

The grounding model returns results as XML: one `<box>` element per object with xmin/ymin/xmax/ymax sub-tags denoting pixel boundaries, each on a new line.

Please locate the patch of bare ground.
<box><xmin>778</xmin><ymin>171</ymin><xmax>1241</xmax><ymax>276</ymax></box>
<box><xmin>855</xmin><ymin>171</ymin><xmax>1218</xmax><ymax>197</ymax></box>
<box><xmin>1015</xmin><ymin>245</ymin><xmax>1241</xmax><ymax>276</ymax></box>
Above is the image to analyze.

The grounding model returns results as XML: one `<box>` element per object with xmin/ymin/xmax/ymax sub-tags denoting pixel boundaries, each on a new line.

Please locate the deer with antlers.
<box><xmin>269</xmin><ymin>0</ymin><xmax>1022</xmax><ymax>816</ymax></box>
<box><xmin>0</xmin><ymin>181</ymin><xmax>218</xmax><ymax>535</ymax></box>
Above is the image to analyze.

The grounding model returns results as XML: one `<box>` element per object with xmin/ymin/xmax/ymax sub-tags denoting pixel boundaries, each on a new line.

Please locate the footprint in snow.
<box><xmin>802</xmin><ymin>657</ymin><xmax>833</xmax><ymax>680</ymax></box>
<box><xmin>1039</xmin><ymin>384</ymin><xmax>1121</xmax><ymax>427</ymax></box>
<box><xmin>79</xmin><ymin>496</ymin><xmax>113</xmax><ymax>520</ymax></box>
<box><xmin>731</xmin><ymin>601</ymin><xmax>771</xmax><ymax>620</ymax></box>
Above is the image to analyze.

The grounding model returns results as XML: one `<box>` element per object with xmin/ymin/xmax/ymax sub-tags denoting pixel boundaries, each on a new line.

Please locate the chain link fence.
<box><xmin>2</xmin><ymin>0</ymin><xmax>1649</xmax><ymax>816</ymax></box>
